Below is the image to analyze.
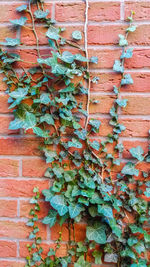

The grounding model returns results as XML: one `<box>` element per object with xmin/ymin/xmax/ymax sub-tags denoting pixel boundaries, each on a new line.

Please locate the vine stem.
<box><xmin>84</xmin><ymin>0</ymin><xmax>91</xmax><ymax>130</ymax></box>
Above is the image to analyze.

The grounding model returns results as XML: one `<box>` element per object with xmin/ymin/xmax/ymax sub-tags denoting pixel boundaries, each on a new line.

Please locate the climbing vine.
<box><xmin>0</xmin><ymin>0</ymin><xmax>150</xmax><ymax>266</ymax></box>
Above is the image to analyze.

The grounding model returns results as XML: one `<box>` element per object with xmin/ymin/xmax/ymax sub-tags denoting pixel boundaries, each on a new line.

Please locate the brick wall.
<box><xmin>0</xmin><ymin>0</ymin><xmax>150</xmax><ymax>266</ymax></box>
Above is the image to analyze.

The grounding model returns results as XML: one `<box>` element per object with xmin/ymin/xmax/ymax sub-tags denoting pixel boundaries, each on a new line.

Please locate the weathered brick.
<box><xmin>55</xmin><ymin>2</ymin><xmax>85</xmax><ymax>22</ymax></box>
<box><xmin>89</xmin><ymin>2</ymin><xmax>120</xmax><ymax>22</ymax></box>
<box><xmin>0</xmin><ymin>200</ymin><xmax>17</xmax><ymax>217</ymax></box>
<box><xmin>22</xmin><ymin>158</ymin><xmax>47</xmax><ymax>177</ymax></box>
<box><xmin>0</xmin><ymin>116</ymin><xmax>19</xmax><ymax>134</ymax></box>
<box><xmin>0</xmin><ymin>95</ymin><xmax>9</xmax><ymax>113</ymax></box>
<box><xmin>90</xmin><ymin>95</ymin><xmax>116</xmax><ymax>114</ymax></box>
<box><xmin>0</xmin><ymin>240</ymin><xmax>17</xmax><ymax>257</ymax></box>
<box><xmin>123</xmin><ymin>140</ymin><xmax>148</xmax><ymax>159</ymax></box>
<box><xmin>0</xmin><ymin>26</ymin><xmax>16</xmax><ymax>42</ymax></box>
<box><xmin>125</xmin><ymin>1</ymin><xmax>150</xmax><ymax>21</ymax></box>
<box><xmin>120</xmin><ymin>119</ymin><xmax>150</xmax><ymax>137</ymax></box>
<box><xmin>122</xmin><ymin>96</ymin><xmax>150</xmax><ymax>115</ymax></box>
<box><xmin>0</xmin><ymin>179</ymin><xmax>49</xmax><ymax>197</ymax></box>
<box><xmin>0</xmin><ymin>159</ymin><xmax>19</xmax><ymax>177</ymax></box>
<box><xmin>0</xmin><ymin>260</ymin><xmax>25</xmax><ymax>267</ymax></box>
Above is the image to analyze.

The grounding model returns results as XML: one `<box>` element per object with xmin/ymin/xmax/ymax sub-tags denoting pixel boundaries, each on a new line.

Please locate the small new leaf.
<box><xmin>72</xmin><ymin>30</ymin><xmax>82</xmax><ymax>40</ymax></box>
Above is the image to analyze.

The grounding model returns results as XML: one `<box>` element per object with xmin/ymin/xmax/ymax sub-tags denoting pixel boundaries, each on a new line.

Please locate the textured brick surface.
<box><xmin>0</xmin><ymin>0</ymin><xmax>149</xmax><ymax>266</ymax></box>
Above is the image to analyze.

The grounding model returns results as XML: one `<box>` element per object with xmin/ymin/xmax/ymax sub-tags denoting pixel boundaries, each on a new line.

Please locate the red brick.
<box><xmin>0</xmin><ymin>260</ymin><xmax>25</xmax><ymax>267</ymax></box>
<box><xmin>125</xmin><ymin>49</ymin><xmax>150</xmax><ymax>69</ymax></box>
<box><xmin>0</xmin><ymin>137</ymin><xmax>40</xmax><ymax>156</ymax></box>
<box><xmin>55</xmin><ymin>2</ymin><xmax>85</xmax><ymax>22</ymax></box>
<box><xmin>22</xmin><ymin>158</ymin><xmax>47</xmax><ymax>177</ymax></box>
<box><xmin>0</xmin><ymin>74</ymin><xmax>7</xmax><ymax>91</ymax></box>
<box><xmin>120</xmin><ymin>119</ymin><xmax>150</xmax><ymax>137</ymax></box>
<box><xmin>51</xmin><ymin>223</ymin><xmax>86</xmax><ymax>242</ymax></box>
<box><xmin>122</xmin><ymin>96</ymin><xmax>150</xmax><ymax>115</ymax></box>
<box><xmin>0</xmin><ymin>26</ymin><xmax>16</xmax><ymax>42</ymax></box>
<box><xmin>123</xmin><ymin>141</ymin><xmax>148</xmax><ymax>159</ymax></box>
<box><xmin>0</xmin><ymin>4</ymin><xmax>20</xmax><ymax>23</ymax></box>
<box><xmin>90</xmin><ymin>95</ymin><xmax>116</xmax><ymax>114</ymax></box>
<box><xmin>125</xmin><ymin>1</ymin><xmax>150</xmax><ymax>21</ymax></box>
<box><xmin>0</xmin><ymin>220</ymin><xmax>47</xmax><ymax>239</ymax></box>
<box><xmin>0</xmin><ymin>179</ymin><xmax>49</xmax><ymax>197</ymax></box>
<box><xmin>0</xmin><ymin>240</ymin><xmax>17</xmax><ymax>257</ymax></box>
<box><xmin>0</xmin><ymin>200</ymin><xmax>17</xmax><ymax>217</ymax></box>
<box><xmin>20</xmin><ymin>200</ymin><xmax>50</xmax><ymax>219</ymax></box>
<box><xmin>0</xmin><ymin>95</ymin><xmax>9</xmax><ymax>113</ymax></box>
<box><xmin>0</xmin><ymin>159</ymin><xmax>19</xmax><ymax>177</ymax></box>
<box><xmin>89</xmin><ymin>2</ymin><xmax>120</xmax><ymax>22</ymax></box>
<box><xmin>89</xmin><ymin>49</ymin><xmax>121</xmax><ymax>69</ymax></box>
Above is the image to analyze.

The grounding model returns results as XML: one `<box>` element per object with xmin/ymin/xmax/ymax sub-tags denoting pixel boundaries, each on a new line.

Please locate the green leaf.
<box><xmin>108</xmin><ymin>219</ymin><xmax>122</xmax><ymax>238</ymax></box>
<box><xmin>104</xmin><ymin>253</ymin><xmax>118</xmax><ymax>263</ymax></box>
<box><xmin>59</xmin><ymin>83</ymin><xmax>75</xmax><ymax>93</ymax></box>
<box><xmin>44</xmin><ymin>150</ymin><xmax>58</xmax><ymax>163</ymax></box>
<box><xmin>46</xmin><ymin>27</ymin><xmax>60</xmax><ymax>40</ymax></box>
<box><xmin>90</xmin><ymin>56</ymin><xmax>98</xmax><ymax>64</ymax></box>
<box><xmin>89</xmin><ymin>140</ymin><xmax>100</xmax><ymax>151</ymax></box>
<box><xmin>23</xmin><ymin>112</ymin><xmax>37</xmax><ymax>130</ymax></box>
<box><xmin>9</xmin><ymin>118</ymin><xmax>24</xmax><ymax>130</ymax></box>
<box><xmin>129</xmin><ymin>146</ymin><xmax>144</xmax><ymax>161</ymax></box>
<box><xmin>127</xmin><ymin>237</ymin><xmax>138</xmax><ymax>246</ymax></box>
<box><xmin>144</xmin><ymin>188</ymin><xmax>150</xmax><ymax>197</ymax></box>
<box><xmin>121</xmin><ymin>248</ymin><xmax>136</xmax><ymax>260</ymax></box>
<box><xmin>50</xmin><ymin>195</ymin><xmax>68</xmax><ymax>216</ymax></box>
<box><xmin>130</xmin><ymin>224</ymin><xmax>144</xmax><ymax>234</ymax></box>
<box><xmin>92</xmin><ymin>250</ymin><xmax>102</xmax><ymax>264</ymax></box>
<box><xmin>0</xmin><ymin>38</ymin><xmax>20</xmax><ymax>47</ymax></box>
<box><xmin>74</xmin><ymin>129</ymin><xmax>87</xmax><ymax>140</ymax></box>
<box><xmin>127</xmin><ymin>25</ymin><xmax>136</xmax><ymax>32</ymax></box>
<box><xmin>33</xmin><ymin>127</ymin><xmax>49</xmax><ymax>138</ymax></box>
<box><xmin>72</xmin><ymin>30</ymin><xmax>82</xmax><ymax>40</ymax></box>
<box><xmin>134</xmin><ymin>241</ymin><xmax>145</xmax><ymax>254</ymax></box>
<box><xmin>68</xmin><ymin>138</ymin><xmax>82</xmax><ymax>148</ymax></box>
<box><xmin>40</xmin><ymin>93</ymin><xmax>51</xmax><ymax>104</ymax></box>
<box><xmin>121</xmin><ymin>162</ymin><xmax>139</xmax><ymax>176</ymax></box>
<box><xmin>89</xmin><ymin>119</ymin><xmax>101</xmax><ymax>131</ymax></box>
<box><xmin>16</xmin><ymin>5</ymin><xmax>27</xmax><ymax>12</ymax></box>
<box><xmin>64</xmin><ymin>170</ymin><xmax>76</xmax><ymax>182</ymax></box>
<box><xmin>34</xmin><ymin>9</ymin><xmax>49</xmax><ymax>19</ymax></box>
<box><xmin>116</xmin><ymin>99</ymin><xmax>128</xmax><ymax>107</ymax></box>
<box><xmin>60</xmin><ymin>51</ymin><xmax>75</xmax><ymax>64</ymax></box>
<box><xmin>121</xmin><ymin>74</ymin><xmax>133</xmax><ymax>85</ymax></box>
<box><xmin>32</xmin><ymin>252</ymin><xmax>41</xmax><ymax>262</ymax></box>
<box><xmin>10</xmin><ymin>17</ymin><xmax>27</xmax><ymax>26</ymax></box>
<box><xmin>113</xmin><ymin>60</ymin><xmax>124</xmax><ymax>73</ymax></box>
<box><xmin>68</xmin><ymin>204</ymin><xmax>83</xmax><ymax>219</ymax></box>
<box><xmin>42</xmin><ymin>189</ymin><xmax>54</xmax><ymax>201</ymax></box>
<box><xmin>120</xmin><ymin>48</ymin><xmax>133</xmax><ymax>59</ymax></box>
<box><xmin>40</xmin><ymin>114</ymin><xmax>54</xmax><ymax>125</ymax></box>
<box><xmin>42</xmin><ymin>210</ymin><xmax>57</xmax><ymax>227</ymax></box>
<box><xmin>74</xmin><ymin>256</ymin><xmax>91</xmax><ymax>267</ymax></box>
<box><xmin>86</xmin><ymin>222</ymin><xmax>106</xmax><ymax>244</ymax></box>
<box><xmin>98</xmin><ymin>205</ymin><xmax>113</xmax><ymax>218</ymax></box>
<box><xmin>118</xmin><ymin>34</ymin><xmax>128</xmax><ymax>46</ymax></box>
<box><xmin>9</xmin><ymin>87</ymin><xmax>28</xmax><ymax>99</ymax></box>
<box><xmin>75</xmin><ymin>54</ymin><xmax>88</xmax><ymax>62</ymax></box>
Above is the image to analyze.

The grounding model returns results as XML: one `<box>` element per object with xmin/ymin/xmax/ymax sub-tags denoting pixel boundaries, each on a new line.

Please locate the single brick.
<box><xmin>123</xmin><ymin>140</ymin><xmax>148</xmax><ymax>159</ymax></box>
<box><xmin>55</xmin><ymin>2</ymin><xmax>85</xmax><ymax>22</ymax></box>
<box><xmin>120</xmin><ymin>119</ymin><xmax>150</xmax><ymax>137</ymax></box>
<box><xmin>0</xmin><ymin>240</ymin><xmax>17</xmax><ymax>257</ymax></box>
<box><xmin>0</xmin><ymin>260</ymin><xmax>25</xmax><ymax>267</ymax></box>
<box><xmin>90</xmin><ymin>95</ymin><xmax>116</xmax><ymax>114</ymax></box>
<box><xmin>0</xmin><ymin>116</ymin><xmax>19</xmax><ymax>134</ymax></box>
<box><xmin>0</xmin><ymin>159</ymin><xmax>19</xmax><ymax>177</ymax></box>
<box><xmin>0</xmin><ymin>95</ymin><xmax>9</xmax><ymax>113</ymax></box>
<box><xmin>22</xmin><ymin>158</ymin><xmax>48</xmax><ymax>177</ymax></box>
<box><xmin>89</xmin><ymin>2</ymin><xmax>120</xmax><ymax>22</ymax></box>
<box><xmin>0</xmin><ymin>200</ymin><xmax>17</xmax><ymax>217</ymax></box>
<box><xmin>122</xmin><ymin>96</ymin><xmax>150</xmax><ymax>115</ymax></box>
<box><xmin>125</xmin><ymin>1</ymin><xmax>150</xmax><ymax>21</ymax></box>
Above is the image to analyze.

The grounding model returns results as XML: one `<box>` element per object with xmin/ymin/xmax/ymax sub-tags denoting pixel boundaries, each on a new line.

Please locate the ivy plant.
<box><xmin>0</xmin><ymin>0</ymin><xmax>149</xmax><ymax>266</ymax></box>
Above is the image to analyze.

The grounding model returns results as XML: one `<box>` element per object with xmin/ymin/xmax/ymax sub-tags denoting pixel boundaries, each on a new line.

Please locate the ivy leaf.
<box><xmin>0</xmin><ymin>38</ymin><xmax>20</xmax><ymax>47</ymax></box>
<box><xmin>59</xmin><ymin>83</ymin><xmax>75</xmax><ymax>93</ymax></box>
<box><xmin>32</xmin><ymin>252</ymin><xmax>41</xmax><ymax>262</ymax></box>
<box><xmin>60</xmin><ymin>51</ymin><xmax>75</xmax><ymax>64</ymax></box>
<box><xmin>90</xmin><ymin>56</ymin><xmax>98</xmax><ymax>64</ymax></box>
<box><xmin>40</xmin><ymin>93</ymin><xmax>51</xmax><ymax>104</ymax></box>
<box><xmin>89</xmin><ymin>140</ymin><xmax>100</xmax><ymax>151</ymax></box>
<box><xmin>128</xmin><ymin>237</ymin><xmax>138</xmax><ymax>246</ymax></box>
<box><xmin>72</xmin><ymin>30</ymin><xmax>82</xmax><ymax>40</ymax></box>
<box><xmin>129</xmin><ymin>146</ymin><xmax>144</xmax><ymax>161</ymax></box>
<box><xmin>86</xmin><ymin>222</ymin><xmax>106</xmax><ymax>244</ymax></box>
<box><xmin>46</xmin><ymin>27</ymin><xmax>60</xmax><ymax>40</ymax></box>
<box><xmin>9</xmin><ymin>118</ymin><xmax>24</xmax><ymax>130</ymax></box>
<box><xmin>33</xmin><ymin>127</ymin><xmax>49</xmax><ymax>138</ymax></box>
<box><xmin>75</xmin><ymin>54</ymin><xmax>88</xmax><ymax>62</ymax></box>
<box><xmin>104</xmin><ymin>253</ymin><xmax>118</xmax><ymax>263</ymax></box>
<box><xmin>44</xmin><ymin>150</ymin><xmax>58</xmax><ymax>163</ymax></box>
<box><xmin>116</xmin><ymin>99</ymin><xmax>128</xmax><ymax>107</ymax></box>
<box><xmin>10</xmin><ymin>17</ymin><xmax>27</xmax><ymax>26</ymax></box>
<box><xmin>113</xmin><ymin>60</ymin><xmax>124</xmax><ymax>73</ymax></box>
<box><xmin>68</xmin><ymin>138</ymin><xmax>82</xmax><ymax>148</ymax></box>
<box><xmin>126</xmin><ymin>25</ymin><xmax>136</xmax><ymax>32</ymax></box>
<box><xmin>98</xmin><ymin>205</ymin><xmax>113</xmax><ymax>218</ymax></box>
<box><xmin>121</xmin><ymin>162</ymin><xmax>139</xmax><ymax>176</ymax></box>
<box><xmin>74</xmin><ymin>129</ymin><xmax>87</xmax><ymax>140</ymax></box>
<box><xmin>144</xmin><ymin>188</ymin><xmax>150</xmax><ymax>197</ymax></box>
<box><xmin>50</xmin><ymin>195</ymin><xmax>68</xmax><ymax>216</ymax></box>
<box><xmin>64</xmin><ymin>170</ymin><xmax>76</xmax><ymax>182</ymax></box>
<box><xmin>9</xmin><ymin>87</ymin><xmax>28</xmax><ymax>99</ymax></box>
<box><xmin>40</xmin><ymin>114</ymin><xmax>54</xmax><ymax>125</ymax></box>
<box><xmin>120</xmin><ymin>48</ymin><xmax>133</xmax><ymax>59</ymax></box>
<box><xmin>23</xmin><ymin>112</ymin><xmax>37</xmax><ymax>130</ymax></box>
<box><xmin>68</xmin><ymin>204</ymin><xmax>83</xmax><ymax>219</ymax></box>
<box><xmin>42</xmin><ymin>210</ymin><xmax>57</xmax><ymax>227</ymax></box>
<box><xmin>129</xmin><ymin>224</ymin><xmax>144</xmax><ymax>234</ymax></box>
<box><xmin>134</xmin><ymin>241</ymin><xmax>145</xmax><ymax>254</ymax></box>
<box><xmin>121</xmin><ymin>248</ymin><xmax>136</xmax><ymax>260</ymax></box>
<box><xmin>34</xmin><ymin>9</ymin><xmax>49</xmax><ymax>19</ymax></box>
<box><xmin>118</xmin><ymin>34</ymin><xmax>128</xmax><ymax>46</ymax></box>
<box><xmin>42</xmin><ymin>189</ymin><xmax>54</xmax><ymax>201</ymax></box>
<box><xmin>108</xmin><ymin>219</ymin><xmax>122</xmax><ymax>238</ymax></box>
<box><xmin>121</xmin><ymin>74</ymin><xmax>133</xmax><ymax>85</ymax></box>
<box><xmin>92</xmin><ymin>250</ymin><xmax>102</xmax><ymax>264</ymax></box>
<box><xmin>89</xmin><ymin>119</ymin><xmax>101</xmax><ymax>132</ymax></box>
<box><xmin>16</xmin><ymin>5</ymin><xmax>27</xmax><ymax>12</ymax></box>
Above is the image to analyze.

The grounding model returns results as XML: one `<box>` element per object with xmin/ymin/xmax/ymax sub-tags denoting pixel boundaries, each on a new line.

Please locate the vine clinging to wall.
<box><xmin>0</xmin><ymin>0</ymin><xmax>149</xmax><ymax>266</ymax></box>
